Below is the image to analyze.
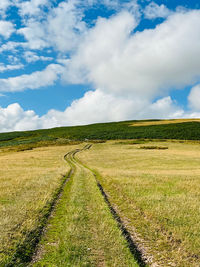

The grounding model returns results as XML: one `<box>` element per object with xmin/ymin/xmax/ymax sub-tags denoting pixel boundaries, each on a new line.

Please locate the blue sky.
<box><xmin>0</xmin><ymin>0</ymin><xmax>200</xmax><ymax>132</ymax></box>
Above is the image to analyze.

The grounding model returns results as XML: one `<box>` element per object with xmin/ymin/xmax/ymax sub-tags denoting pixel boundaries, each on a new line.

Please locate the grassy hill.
<box><xmin>1</xmin><ymin>119</ymin><xmax>200</xmax><ymax>148</ymax></box>
<box><xmin>1</xmin><ymin>119</ymin><xmax>200</xmax><ymax>266</ymax></box>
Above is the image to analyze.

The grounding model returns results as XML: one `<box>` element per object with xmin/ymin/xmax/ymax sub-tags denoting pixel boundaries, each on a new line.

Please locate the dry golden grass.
<box><xmin>131</xmin><ymin>118</ymin><xmax>200</xmax><ymax>126</ymax></box>
<box><xmin>78</xmin><ymin>141</ymin><xmax>200</xmax><ymax>266</ymax></box>
<box><xmin>0</xmin><ymin>145</ymin><xmax>73</xmax><ymax>265</ymax></box>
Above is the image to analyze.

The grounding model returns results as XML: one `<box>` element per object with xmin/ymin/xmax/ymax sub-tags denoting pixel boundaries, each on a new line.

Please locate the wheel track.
<box><xmin>6</xmin><ymin>148</ymin><xmax>77</xmax><ymax>267</ymax></box>
<box><xmin>31</xmin><ymin>144</ymin><xmax>94</xmax><ymax>265</ymax></box>
<box><xmin>6</xmin><ymin>143</ymin><xmax>147</xmax><ymax>266</ymax></box>
<box><xmin>71</xmin><ymin>144</ymin><xmax>147</xmax><ymax>267</ymax></box>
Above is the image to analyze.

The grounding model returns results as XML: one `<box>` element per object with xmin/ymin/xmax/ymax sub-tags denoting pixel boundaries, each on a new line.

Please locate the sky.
<box><xmin>0</xmin><ymin>0</ymin><xmax>200</xmax><ymax>132</ymax></box>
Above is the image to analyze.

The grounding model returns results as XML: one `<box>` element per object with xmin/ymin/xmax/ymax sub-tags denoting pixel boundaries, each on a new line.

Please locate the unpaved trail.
<box><xmin>9</xmin><ymin>144</ymin><xmax>145</xmax><ymax>266</ymax></box>
<box><xmin>72</xmin><ymin>145</ymin><xmax>148</xmax><ymax>267</ymax></box>
<box><xmin>32</xmin><ymin>144</ymin><xmax>142</xmax><ymax>266</ymax></box>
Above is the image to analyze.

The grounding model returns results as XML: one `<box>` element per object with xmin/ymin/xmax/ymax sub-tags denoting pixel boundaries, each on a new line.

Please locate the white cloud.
<box><xmin>0</xmin><ymin>0</ymin><xmax>11</xmax><ymax>10</ymax></box>
<box><xmin>64</xmin><ymin>11</ymin><xmax>137</xmax><ymax>85</ymax></box>
<box><xmin>7</xmin><ymin>55</ymin><xmax>19</xmax><ymax>63</ymax></box>
<box><xmin>41</xmin><ymin>89</ymin><xmax>139</xmax><ymax>127</ymax></box>
<box><xmin>1</xmin><ymin>4</ymin><xmax>200</xmax><ymax>132</ymax></box>
<box><xmin>24</xmin><ymin>51</ymin><xmax>53</xmax><ymax>63</ymax></box>
<box><xmin>65</xmin><ymin>10</ymin><xmax>200</xmax><ymax>101</ymax></box>
<box><xmin>0</xmin><ymin>63</ymin><xmax>24</xmax><ymax>72</ymax></box>
<box><xmin>0</xmin><ymin>0</ymin><xmax>12</xmax><ymax>17</ymax></box>
<box><xmin>123</xmin><ymin>0</ymin><xmax>141</xmax><ymax>20</ymax></box>
<box><xmin>17</xmin><ymin>0</ymin><xmax>86</xmax><ymax>52</ymax></box>
<box><xmin>140</xmin><ymin>96</ymin><xmax>184</xmax><ymax>119</ymax></box>
<box><xmin>188</xmin><ymin>84</ymin><xmax>200</xmax><ymax>111</ymax></box>
<box><xmin>0</xmin><ymin>41</ymin><xmax>24</xmax><ymax>53</ymax></box>
<box><xmin>37</xmin><ymin>93</ymin><xmax>189</xmax><ymax>128</ymax></box>
<box><xmin>85</xmin><ymin>0</ymin><xmax>140</xmax><ymax>16</ymax></box>
<box><xmin>0</xmin><ymin>92</ymin><xmax>186</xmax><ymax>132</ymax></box>
<box><xmin>0</xmin><ymin>64</ymin><xmax>63</xmax><ymax>92</ymax></box>
<box><xmin>17</xmin><ymin>19</ymin><xmax>48</xmax><ymax>50</ymax></box>
<box><xmin>0</xmin><ymin>21</ymin><xmax>15</xmax><ymax>38</ymax></box>
<box><xmin>0</xmin><ymin>103</ymin><xmax>40</xmax><ymax>132</ymax></box>
<box><xmin>18</xmin><ymin>0</ymin><xmax>49</xmax><ymax>17</ymax></box>
<box><xmin>82</xmin><ymin>0</ymin><xmax>120</xmax><ymax>10</ymax></box>
<box><xmin>101</xmin><ymin>0</ymin><xmax>119</xmax><ymax>9</ymax></box>
<box><xmin>183</xmin><ymin>111</ymin><xmax>200</xmax><ymax>118</ymax></box>
<box><xmin>144</xmin><ymin>2</ymin><xmax>172</xmax><ymax>19</ymax></box>
<box><xmin>45</xmin><ymin>1</ymin><xmax>86</xmax><ymax>52</ymax></box>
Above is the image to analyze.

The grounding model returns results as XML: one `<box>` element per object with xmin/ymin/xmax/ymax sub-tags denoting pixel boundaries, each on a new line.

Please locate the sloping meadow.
<box><xmin>78</xmin><ymin>140</ymin><xmax>200</xmax><ymax>266</ymax></box>
<box><xmin>1</xmin><ymin>119</ymin><xmax>200</xmax><ymax>149</ymax></box>
<box><xmin>0</xmin><ymin>145</ymin><xmax>73</xmax><ymax>265</ymax></box>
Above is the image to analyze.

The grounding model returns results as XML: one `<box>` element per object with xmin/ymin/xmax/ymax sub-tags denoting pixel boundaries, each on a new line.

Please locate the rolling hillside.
<box><xmin>1</xmin><ymin>119</ymin><xmax>200</xmax><ymax>149</ymax></box>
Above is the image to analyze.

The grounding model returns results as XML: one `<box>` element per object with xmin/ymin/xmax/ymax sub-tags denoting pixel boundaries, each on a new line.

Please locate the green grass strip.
<box><xmin>33</xmin><ymin>152</ymin><xmax>138</xmax><ymax>267</ymax></box>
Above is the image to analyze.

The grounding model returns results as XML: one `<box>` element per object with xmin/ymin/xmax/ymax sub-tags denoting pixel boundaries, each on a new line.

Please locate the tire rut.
<box><xmin>7</xmin><ymin>144</ymin><xmax>147</xmax><ymax>266</ymax></box>
<box><xmin>30</xmin><ymin>144</ymin><xmax>92</xmax><ymax>265</ymax></box>
<box><xmin>6</xmin><ymin>150</ymin><xmax>76</xmax><ymax>267</ymax></box>
<box><xmin>72</xmin><ymin>144</ymin><xmax>147</xmax><ymax>267</ymax></box>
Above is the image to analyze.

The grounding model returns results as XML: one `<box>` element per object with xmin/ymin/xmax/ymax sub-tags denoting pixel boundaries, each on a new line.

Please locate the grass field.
<box><xmin>1</xmin><ymin>119</ymin><xmax>200</xmax><ymax>266</ymax></box>
<box><xmin>0</xmin><ymin>145</ymin><xmax>73</xmax><ymax>266</ymax></box>
<box><xmin>78</xmin><ymin>140</ymin><xmax>200</xmax><ymax>266</ymax></box>
<box><xmin>131</xmin><ymin>118</ymin><xmax>200</xmax><ymax>126</ymax></box>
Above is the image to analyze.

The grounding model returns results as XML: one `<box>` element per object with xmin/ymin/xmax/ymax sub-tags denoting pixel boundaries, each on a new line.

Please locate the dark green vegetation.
<box><xmin>139</xmin><ymin>145</ymin><xmax>168</xmax><ymax>149</ymax></box>
<box><xmin>1</xmin><ymin>120</ymin><xmax>200</xmax><ymax>149</ymax></box>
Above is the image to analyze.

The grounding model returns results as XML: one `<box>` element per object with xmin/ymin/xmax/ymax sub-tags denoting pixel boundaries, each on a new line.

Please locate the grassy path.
<box><xmin>32</xmin><ymin>145</ymin><xmax>139</xmax><ymax>266</ymax></box>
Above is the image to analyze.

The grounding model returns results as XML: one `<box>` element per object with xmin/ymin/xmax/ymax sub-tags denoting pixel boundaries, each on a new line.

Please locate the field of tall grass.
<box><xmin>0</xmin><ymin>145</ymin><xmax>72</xmax><ymax>265</ymax></box>
<box><xmin>78</xmin><ymin>140</ymin><xmax>200</xmax><ymax>266</ymax></box>
<box><xmin>1</xmin><ymin>135</ymin><xmax>200</xmax><ymax>266</ymax></box>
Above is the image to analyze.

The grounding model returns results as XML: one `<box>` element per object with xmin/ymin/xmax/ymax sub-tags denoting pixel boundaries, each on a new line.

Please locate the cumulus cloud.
<box><xmin>0</xmin><ymin>92</ymin><xmax>185</xmax><ymax>132</ymax></box>
<box><xmin>0</xmin><ymin>103</ymin><xmax>40</xmax><ymax>132</ymax></box>
<box><xmin>0</xmin><ymin>0</ymin><xmax>11</xmax><ymax>10</ymax></box>
<box><xmin>17</xmin><ymin>0</ymin><xmax>86</xmax><ymax>52</ymax></box>
<box><xmin>86</xmin><ymin>0</ymin><xmax>140</xmax><ymax>16</ymax></box>
<box><xmin>0</xmin><ymin>21</ymin><xmax>15</xmax><ymax>38</ymax></box>
<box><xmin>41</xmin><ymin>89</ymin><xmax>140</xmax><ymax>127</ymax></box>
<box><xmin>0</xmin><ymin>63</ymin><xmax>24</xmax><ymax>72</ymax></box>
<box><xmin>24</xmin><ymin>51</ymin><xmax>53</xmax><ymax>63</ymax></box>
<box><xmin>140</xmin><ymin>96</ymin><xmax>184</xmax><ymax>119</ymax></box>
<box><xmin>65</xmin><ymin>10</ymin><xmax>200</xmax><ymax>101</ymax></box>
<box><xmin>1</xmin><ymin>3</ymin><xmax>200</xmax><ymax>132</ymax></box>
<box><xmin>188</xmin><ymin>84</ymin><xmax>200</xmax><ymax>111</ymax></box>
<box><xmin>42</xmin><ymin>91</ymin><xmax>183</xmax><ymax>127</ymax></box>
<box><xmin>64</xmin><ymin>11</ymin><xmax>138</xmax><ymax>85</ymax></box>
<box><xmin>18</xmin><ymin>0</ymin><xmax>49</xmax><ymax>17</ymax></box>
<box><xmin>46</xmin><ymin>1</ymin><xmax>86</xmax><ymax>52</ymax></box>
<box><xmin>0</xmin><ymin>0</ymin><xmax>12</xmax><ymax>16</ymax></box>
<box><xmin>95</xmin><ymin>0</ymin><xmax>122</xmax><ymax>11</ymax></box>
<box><xmin>0</xmin><ymin>64</ymin><xmax>63</xmax><ymax>92</ymax></box>
<box><xmin>17</xmin><ymin>20</ymin><xmax>48</xmax><ymax>50</ymax></box>
<box><xmin>144</xmin><ymin>2</ymin><xmax>172</xmax><ymax>19</ymax></box>
<box><xmin>0</xmin><ymin>41</ymin><xmax>24</xmax><ymax>53</ymax></box>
